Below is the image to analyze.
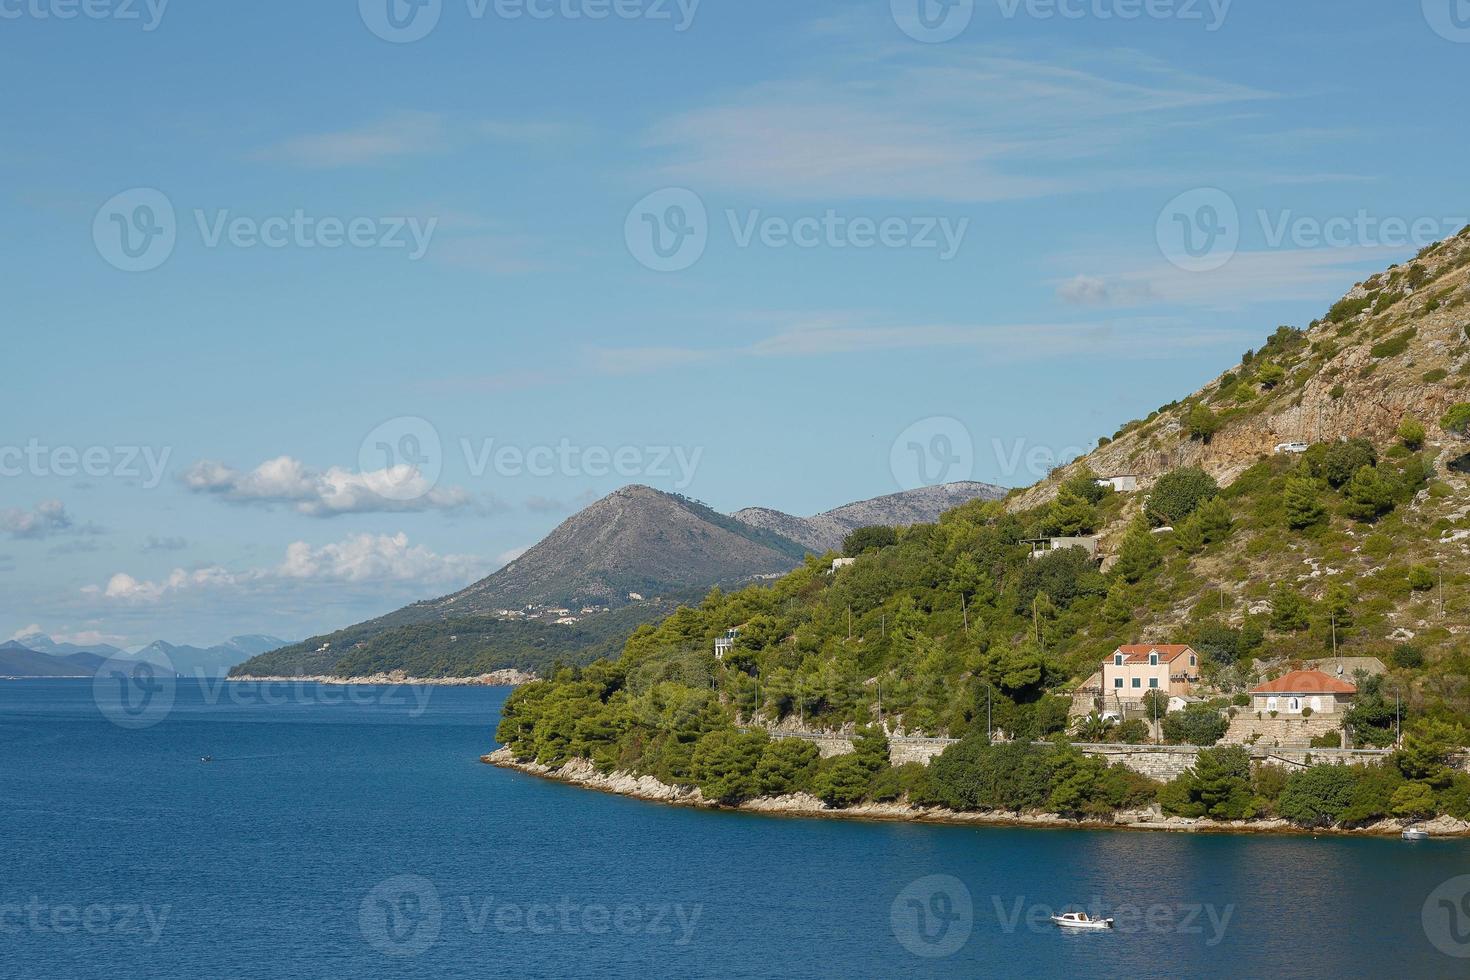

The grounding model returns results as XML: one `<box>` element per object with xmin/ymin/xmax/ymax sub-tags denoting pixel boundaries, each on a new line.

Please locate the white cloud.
<box><xmin>181</xmin><ymin>456</ymin><xmax>473</xmax><ymax>517</ymax></box>
<box><xmin>87</xmin><ymin>533</ymin><xmax>486</xmax><ymax>604</ymax></box>
<box><xmin>277</xmin><ymin>533</ymin><xmax>483</xmax><ymax>585</ymax></box>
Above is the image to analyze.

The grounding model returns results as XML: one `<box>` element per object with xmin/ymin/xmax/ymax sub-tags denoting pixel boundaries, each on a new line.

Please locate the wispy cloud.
<box><xmin>257</xmin><ymin>112</ymin><xmax>583</xmax><ymax>169</ymax></box>
<box><xmin>1053</xmin><ymin>246</ymin><xmax>1401</xmax><ymax>311</ymax></box>
<box><xmin>643</xmin><ymin>49</ymin><xmax>1276</xmax><ymax>203</ymax></box>
<box><xmin>583</xmin><ymin>312</ymin><xmax>1238</xmax><ymax>377</ymax></box>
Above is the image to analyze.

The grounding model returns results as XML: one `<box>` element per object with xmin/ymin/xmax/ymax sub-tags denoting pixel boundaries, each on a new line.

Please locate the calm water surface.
<box><xmin>1</xmin><ymin>680</ymin><xmax>1465</xmax><ymax>978</ymax></box>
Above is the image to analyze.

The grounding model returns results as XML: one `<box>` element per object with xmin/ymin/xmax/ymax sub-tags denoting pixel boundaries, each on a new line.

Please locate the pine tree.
<box><xmin>1269</xmin><ymin>584</ymin><xmax>1311</xmax><ymax>632</ymax></box>
<box><xmin>1115</xmin><ymin>521</ymin><xmax>1162</xmax><ymax>584</ymax></box>
<box><xmin>1284</xmin><ymin>475</ymin><xmax>1325</xmax><ymax>530</ymax></box>
<box><xmin>1174</xmin><ymin>516</ymin><xmax>1206</xmax><ymax>555</ymax></box>
<box><xmin>1100</xmin><ymin>580</ymin><xmax>1134</xmax><ymax>625</ymax></box>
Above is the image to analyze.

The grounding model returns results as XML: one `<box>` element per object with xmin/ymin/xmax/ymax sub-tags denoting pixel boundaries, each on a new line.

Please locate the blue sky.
<box><xmin>3</xmin><ymin>0</ymin><xmax>1467</xmax><ymax>648</ymax></box>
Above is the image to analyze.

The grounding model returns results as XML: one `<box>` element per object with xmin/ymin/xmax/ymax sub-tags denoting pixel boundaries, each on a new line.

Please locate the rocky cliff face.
<box><xmin>733</xmin><ymin>481</ymin><xmax>1008</xmax><ymax>553</ymax></box>
<box><xmin>1012</xmin><ymin>227</ymin><xmax>1470</xmax><ymax>511</ymax></box>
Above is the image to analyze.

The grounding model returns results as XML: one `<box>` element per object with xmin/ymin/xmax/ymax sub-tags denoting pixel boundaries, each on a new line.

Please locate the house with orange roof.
<box><xmin>1099</xmin><ymin>644</ymin><xmax>1201</xmax><ymax>706</ymax></box>
<box><xmin>1249</xmin><ymin>670</ymin><xmax>1356</xmax><ymax>716</ymax></box>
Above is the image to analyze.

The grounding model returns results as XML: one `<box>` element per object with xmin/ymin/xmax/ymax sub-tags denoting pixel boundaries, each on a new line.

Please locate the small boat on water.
<box><xmin>1051</xmin><ymin>911</ymin><xmax>1113</xmax><ymax>931</ymax></box>
<box><xmin>1402</xmin><ymin>826</ymin><xmax>1430</xmax><ymax>841</ymax></box>
<box><xmin>200</xmin><ymin>756</ymin><xmax>213</xmax><ymax>764</ymax></box>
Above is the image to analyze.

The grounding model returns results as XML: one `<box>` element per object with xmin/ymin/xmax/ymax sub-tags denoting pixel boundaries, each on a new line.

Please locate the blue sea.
<box><xmin>1</xmin><ymin>679</ymin><xmax>1466</xmax><ymax>978</ymax></box>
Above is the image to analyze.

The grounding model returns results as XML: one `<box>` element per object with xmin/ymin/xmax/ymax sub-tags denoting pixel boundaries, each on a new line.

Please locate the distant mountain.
<box><xmin>234</xmin><ymin>482</ymin><xmax>1006</xmax><ymax>679</ymax></box>
<box><xmin>11</xmin><ymin>631</ymin><xmax>124</xmax><ymax>659</ymax></box>
<box><xmin>424</xmin><ymin>486</ymin><xmax>807</xmax><ymax>616</ymax></box>
<box><xmin>732</xmin><ymin>481</ymin><xmax>1008</xmax><ymax>553</ymax></box>
<box><xmin>135</xmin><ymin>635</ymin><xmax>292</xmax><ymax>677</ymax></box>
<box><xmin>0</xmin><ymin>641</ymin><xmax>107</xmax><ymax>678</ymax></box>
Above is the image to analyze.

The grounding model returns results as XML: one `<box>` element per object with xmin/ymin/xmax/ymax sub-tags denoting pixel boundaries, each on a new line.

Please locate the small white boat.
<box><xmin>1051</xmin><ymin>911</ymin><xmax>1114</xmax><ymax>930</ymax></box>
<box><xmin>1402</xmin><ymin>826</ymin><xmax>1430</xmax><ymax>841</ymax></box>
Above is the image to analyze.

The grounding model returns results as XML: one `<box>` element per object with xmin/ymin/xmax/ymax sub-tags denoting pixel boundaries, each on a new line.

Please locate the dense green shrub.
<box><xmin>1146</xmin><ymin>468</ymin><xmax>1220</xmax><ymax>527</ymax></box>
<box><xmin>1161</xmin><ymin>704</ymin><xmax>1229</xmax><ymax>746</ymax></box>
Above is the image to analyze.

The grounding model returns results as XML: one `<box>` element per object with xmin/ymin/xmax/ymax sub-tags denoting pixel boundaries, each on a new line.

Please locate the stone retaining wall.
<box><xmin>766</xmin><ymin>731</ymin><xmax>1391</xmax><ymax>779</ymax></box>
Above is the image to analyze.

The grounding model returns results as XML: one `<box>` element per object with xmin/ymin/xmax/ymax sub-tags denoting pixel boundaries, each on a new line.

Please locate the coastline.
<box><xmin>227</xmin><ymin>670</ymin><xmax>535</xmax><ymax>687</ymax></box>
<box><xmin>483</xmin><ymin>747</ymin><xmax>1470</xmax><ymax>839</ymax></box>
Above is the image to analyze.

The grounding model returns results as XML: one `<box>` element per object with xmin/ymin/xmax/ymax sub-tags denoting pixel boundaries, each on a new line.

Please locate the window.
<box><xmin>1113</xmin><ymin>678</ymin><xmax>1123</xmax><ymax>689</ymax></box>
<box><xmin>1149</xmin><ymin>678</ymin><xmax>1159</xmax><ymax>689</ymax></box>
<box><xmin>1189</xmin><ymin>655</ymin><xmax>1196</xmax><ymax>666</ymax></box>
<box><xmin>1114</xmin><ymin>654</ymin><xmax>1124</xmax><ymax>665</ymax></box>
<box><xmin>1267</xmin><ymin>697</ymin><xmax>1278</xmax><ymax>712</ymax></box>
<box><xmin>1131</xmin><ymin>678</ymin><xmax>1141</xmax><ymax>689</ymax></box>
<box><xmin>1149</xmin><ymin>654</ymin><xmax>1158</xmax><ymax>665</ymax></box>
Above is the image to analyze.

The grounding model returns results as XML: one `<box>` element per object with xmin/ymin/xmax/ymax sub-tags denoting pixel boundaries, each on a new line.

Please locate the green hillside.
<box><xmin>496</xmin><ymin>236</ymin><xmax>1470</xmax><ymax>828</ymax></box>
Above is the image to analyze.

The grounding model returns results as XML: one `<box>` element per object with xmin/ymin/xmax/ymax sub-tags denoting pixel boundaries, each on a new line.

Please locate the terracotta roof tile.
<box><xmin>1250</xmin><ymin>670</ymin><xmax>1357</xmax><ymax>696</ymax></box>
<box><xmin>1110</xmin><ymin>644</ymin><xmax>1195</xmax><ymax>665</ymax></box>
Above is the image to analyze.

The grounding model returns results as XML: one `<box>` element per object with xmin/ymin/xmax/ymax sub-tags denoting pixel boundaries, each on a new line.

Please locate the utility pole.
<box><xmin>1331</xmin><ymin>610</ymin><xmax>1338</xmax><ymax>657</ymax></box>
<box><xmin>847</xmin><ymin>605</ymin><xmax>852</xmax><ymax>640</ymax></box>
<box><xmin>962</xmin><ymin>594</ymin><xmax>969</xmax><ymax>635</ymax></box>
<box><xmin>878</xmin><ymin>683</ymin><xmax>884</xmax><ymax>733</ymax></box>
<box><xmin>986</xmin><ymin>686</ymin><xmax>993</xmax><ymax>745</ymax></box>
<box><xmin>1440</xmin><ymin>566</ymin><xmax>1446</xmax><ymax>619</ymax></box>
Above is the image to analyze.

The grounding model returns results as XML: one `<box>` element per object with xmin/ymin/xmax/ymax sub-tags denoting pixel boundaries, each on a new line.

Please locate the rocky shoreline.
<box><xmin>483</xmin><ymin>747</ymin><xmax>1470</xmax><ymax>838</ymax></box>
<box><xmin>230</xmin><ymin>669</ymin><xmax>535</xmax><ymax>687</ymax></box>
